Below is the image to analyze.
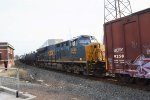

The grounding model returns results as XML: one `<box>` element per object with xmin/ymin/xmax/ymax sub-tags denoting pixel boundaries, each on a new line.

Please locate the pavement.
<box><xmin>0</xmin><ymin>92</ymin><xmax>24</xmax><ymax>100</ymax></box>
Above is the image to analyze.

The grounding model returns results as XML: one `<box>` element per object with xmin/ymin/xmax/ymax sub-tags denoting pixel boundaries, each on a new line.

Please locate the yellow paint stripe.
<box><xmin>37</xmin><ymin>60</ymin><xmax>87</xmax><ymax>63</ymax></box>
<box><xmin>105</xmin><ymin>59</ymin><xmax>108</xmax><ymax>71</ymax></box>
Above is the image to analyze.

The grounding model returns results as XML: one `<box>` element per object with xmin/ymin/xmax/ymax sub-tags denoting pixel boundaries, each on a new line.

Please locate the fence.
<box><xmin>0</xmin><ymin>68</ymin><xmax>20</xmax><ymax>97</ymax></box>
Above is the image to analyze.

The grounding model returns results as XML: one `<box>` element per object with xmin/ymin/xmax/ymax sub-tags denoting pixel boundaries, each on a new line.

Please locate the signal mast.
<box><xmin>104</xmin><ymin>0</ymin><xmax>132</xmax><ymax>23</ymax></box>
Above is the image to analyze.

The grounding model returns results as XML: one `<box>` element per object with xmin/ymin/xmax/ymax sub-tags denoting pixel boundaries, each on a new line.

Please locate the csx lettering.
<box><xmin>48</xmin><ymin>50</ymin><xmax>54</xmax><ymax>56</ymax></box>
<box><xmin>71</xmin><ymin>48</ymin><xmax>77</xmax><ymax>54</ymax></box>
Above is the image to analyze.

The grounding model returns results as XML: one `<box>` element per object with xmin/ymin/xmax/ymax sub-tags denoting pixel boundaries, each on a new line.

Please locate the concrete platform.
<box><xmin>0</xmin><ymin>92</ymin><xmax>24</xmax><ymax>100</ymax></box>
<box><xmin>0</xmin><ymin>86</ymin><xmax>36</xmax><ymax>100</ymax></box>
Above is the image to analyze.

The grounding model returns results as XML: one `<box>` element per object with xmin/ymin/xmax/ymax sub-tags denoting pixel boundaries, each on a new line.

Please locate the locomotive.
<box><xmin>22</xmin><ymin>35</ymin><xmax>105</xmax><ymax>76</ymax></box>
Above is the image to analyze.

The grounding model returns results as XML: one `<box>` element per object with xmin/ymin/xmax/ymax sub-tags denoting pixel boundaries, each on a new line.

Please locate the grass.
<box><xmin>0</xmin><ymin>61</ymin><xmax>34</xmax><ymax>82</ymax></box>
<box><xmin>19</xmin><ymin>69</ymin><xmax>28</xmax><ymax>79</ymax></box>
<box><xmin>0</xmin><ymin>71</ymin><xmax>16</xmax><ymax>77</ymax></box>
<box><xmin>0</xmin><ymin>64</ymin><xmax>28</xmax><ymax>79</ymax></box>
<box><xmin>0</xmin><ymin>66</ymin><xmax>4</xmax><ymax>68</ymax></box>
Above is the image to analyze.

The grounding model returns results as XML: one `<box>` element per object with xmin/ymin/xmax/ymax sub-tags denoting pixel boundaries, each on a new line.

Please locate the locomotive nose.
<box><xmin>85</xmin><ymin>43</ymin><xmax>105</xmax><ymax>62</ymax></box>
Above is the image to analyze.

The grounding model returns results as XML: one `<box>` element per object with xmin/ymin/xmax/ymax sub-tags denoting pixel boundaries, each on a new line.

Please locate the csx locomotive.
<box><xmin>21</xmin><ymin>35</ymin><xmax>105</xmax><ymax>76</ymax></box>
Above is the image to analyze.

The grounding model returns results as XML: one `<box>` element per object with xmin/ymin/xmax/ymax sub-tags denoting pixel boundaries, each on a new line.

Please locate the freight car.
<box><xmin>104</xmin><ymin>8</ymin><xmax>150</xmax><ymax>81</ymax></box>
<box><xmin>20</xmin><ymin>52</ymin><xmax>36</xmax><ymax>65</ymax></box>
<box><xmin>22</xmin><ymin>35</ymin><xmax>105</xmax><ymax>76</ymax></box>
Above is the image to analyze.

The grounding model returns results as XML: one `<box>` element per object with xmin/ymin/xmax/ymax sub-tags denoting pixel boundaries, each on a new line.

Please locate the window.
<box><xmin>90</xmin><ymin>36</ymin><xmax>98</xmax><ymax>43</ymax></box>
<box><xmin>79</xmin><ymin>37</ymin><xmax>90</xmax><ymax>45</ymax></box>
<box><xmin>79</xmin><ymin>39</ymin><xmax>90</xmax><ymax>45</ymax></box>
<box><xmin>56</xmin><ymin>44</ymin><xmax>60</xmax><ymax>47</ymax></box>
<box><xmin>9</xmin><ymin>53</ymin><xmax>13</xmax><ymax>59</ymax></box>
<box><xmin>72</xmin><ymin>39</ymin><xmax>77</xmax><ymax>46</ymax></box>
<box><xmin>66</xmin><ymin>41</ymin><xmax>69</xmax><ymax>46</ymax></box>
<box><xmin>61</xmin><ymin>43</ymin><xmax>64</xmax><ymax>47</ymax></box>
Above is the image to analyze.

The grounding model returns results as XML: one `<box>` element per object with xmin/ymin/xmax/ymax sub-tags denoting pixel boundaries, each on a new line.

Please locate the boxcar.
<box><xmin>104</xmin><ymin>8</ymin><xmax>150</xmax><ymax>79</ymax></box>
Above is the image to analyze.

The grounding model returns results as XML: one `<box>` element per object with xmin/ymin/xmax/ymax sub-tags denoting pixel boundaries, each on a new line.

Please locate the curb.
<box><xmin>0</xmin><ymin>86</ymin><xmax>36</xmax><ymax>100</ymax></box>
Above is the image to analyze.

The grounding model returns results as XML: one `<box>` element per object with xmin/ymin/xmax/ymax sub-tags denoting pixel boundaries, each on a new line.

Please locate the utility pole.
<box><xmin>104</xmin><ymin>0</ymin><xmax>132</xmax><ymax>23</ymax></box>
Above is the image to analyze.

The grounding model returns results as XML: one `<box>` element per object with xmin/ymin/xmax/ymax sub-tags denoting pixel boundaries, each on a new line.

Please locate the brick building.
<box><xmin>0</xmin><ymin>42</ymin><xmax>14</xmax><ymax>67</ymax></box>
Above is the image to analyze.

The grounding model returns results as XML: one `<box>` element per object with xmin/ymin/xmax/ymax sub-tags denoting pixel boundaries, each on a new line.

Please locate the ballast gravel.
<box><xmin>1</xmin><ymin>62</ymin><xmax>150</xmax><ymax>100</ymax></box>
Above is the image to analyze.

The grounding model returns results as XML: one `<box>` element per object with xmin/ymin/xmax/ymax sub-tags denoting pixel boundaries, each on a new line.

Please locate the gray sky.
<box><xmin>0</xmin><ymin>0</ymin><xmax>149</xmax><ymax>55</ymax></box>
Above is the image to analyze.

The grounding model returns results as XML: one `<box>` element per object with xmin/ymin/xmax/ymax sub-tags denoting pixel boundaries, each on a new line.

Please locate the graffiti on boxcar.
<box><xmin>127</xmin><ymin>55</ymin><xmax>150</xmax><ymax>79</ymax></box>
<box><xmin>142</xmin><ymin>43</ymin><xmax>150</xmax><ymax>55</ymax></box>
<box><xmin>143</xmin><ymin>43</ymin><xmax>150</xmax><ymax>48</ymax></box>
<box><xmin>147</xmin><ymin>49</ymin><xmax>150</xmax><ymax>55</ymax></box>
<box><xmin>131</xmin><ymin>41</ymin><xmax>138</xmax><ymax>48</ymax></box>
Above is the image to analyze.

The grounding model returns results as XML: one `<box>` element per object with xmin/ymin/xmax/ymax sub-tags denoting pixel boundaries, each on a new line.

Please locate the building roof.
<box><xmin>0</xmin><ymin>42</ymin><xmax>14</xmax><ymax>50</ymax></box>
<box><xmin>40</xmin><ymin>39</ymin><xmax>63</xmax><ymax>48</ymax></box>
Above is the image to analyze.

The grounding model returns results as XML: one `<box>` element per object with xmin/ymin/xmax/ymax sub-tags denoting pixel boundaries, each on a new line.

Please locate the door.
<box><xmin>124</xmin><ymin>18</ymin><xmax>141</xmax><ymax>63</ymax></box>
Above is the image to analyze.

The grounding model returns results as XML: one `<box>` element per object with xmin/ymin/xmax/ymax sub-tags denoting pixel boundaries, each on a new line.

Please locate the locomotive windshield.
<box><xmin>79</xmin><ymin>37</ymin><xmax>91</xmax><ymax>45</ymax></box>
<box><xmin>90</xmin><ymin>36</ymin><xmax>97</xmax><ymax>43</ymax></box>
<box><xmin>79</xmin><ymin>36</ymin><xmax>97</xmax><ymax>45</ymax></box>
<box><xmin>79</xmin><ymin>38</ymin><xmax>90</xmax><ymax>45</ymax></box>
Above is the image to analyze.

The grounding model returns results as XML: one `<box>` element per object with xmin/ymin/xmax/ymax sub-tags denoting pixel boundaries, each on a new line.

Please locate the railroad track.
<box><xmin>36</xmin><ymin>65</ymin><xmax>150</xmax><ymax>92</ymax></box>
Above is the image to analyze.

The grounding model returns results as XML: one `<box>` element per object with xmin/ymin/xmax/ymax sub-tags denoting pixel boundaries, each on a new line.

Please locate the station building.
<box><xmin>0</xmin><ymin>42</ymin><xmax>14</xmax><ymax>67</ymax></box>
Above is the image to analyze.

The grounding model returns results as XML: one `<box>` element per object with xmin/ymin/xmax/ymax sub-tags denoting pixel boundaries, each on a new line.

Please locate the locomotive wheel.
<box><xmin>73</xmin><ymin>65</ymin><xmax>80</xmax><ymax>74</ymax></box>
<box><xmin>83</xmin><ymin>69</ymin><xmax>88</xmax><ymax>76</ymax></box>
<box><xmin>74</xmin><ymin>69</ymin><xmax>79</xmax><ymax>74</ymax></box>
<box><xmin>66</xmin><ymin>65</ymin><xmax>71</xmax><ymax>73</ymax></box>
<box><xmin>61</xmin><ymin>64</ymin><xmax>66</xmax><ymax>72</ymax></box>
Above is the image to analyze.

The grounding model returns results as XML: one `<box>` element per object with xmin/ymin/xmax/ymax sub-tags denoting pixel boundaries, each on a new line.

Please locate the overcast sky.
<box><xmin>0</xmin><ymin>0</ymin><xmax>149</xmax><ymax>55</ymax></box>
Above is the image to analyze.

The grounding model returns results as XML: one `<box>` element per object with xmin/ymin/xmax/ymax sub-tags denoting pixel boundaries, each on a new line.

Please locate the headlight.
<box><xmin>80</xmin><ymin>58</ymin><xmax>82</xmax><ymax>61</ymax></box>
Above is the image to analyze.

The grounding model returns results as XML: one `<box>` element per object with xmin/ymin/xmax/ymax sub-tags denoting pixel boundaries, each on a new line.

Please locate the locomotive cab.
<box><xmin>69</xmin><ymin>35</ymin><xmax>105</xmax><ymax>76</ymax></box>
<box><xmin>70</xmin><ymin>35</ymin><xmax>97</xmax><ymax>61</ymax></box>
<box><xmin>75</xmin><ymin>35</ymin><xmax>106</xmax><ymax>76</ymax></box>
